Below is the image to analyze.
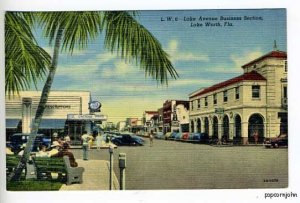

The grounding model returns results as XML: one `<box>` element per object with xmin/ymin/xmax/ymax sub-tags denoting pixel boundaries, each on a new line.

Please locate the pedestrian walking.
<box><xmin>149</xmin><ymin>130</ymin><xmax>154</xmax><ymax>147</ymax></box>
<box><xmin>81</xmin><ymin>130</ymin><xmax>91</xmax><ymax>160</ymax></box>
<box><xmin>253</xmin><ymin>130</ymin><xmax>259</xmax><ymax>145</ymax></box>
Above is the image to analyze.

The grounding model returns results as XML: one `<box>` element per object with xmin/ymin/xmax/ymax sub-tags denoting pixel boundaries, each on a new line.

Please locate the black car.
<box><xmin>264</xmin><ymin>134</ymin><xmax>288</xmax><ymax>148</ymax></box>
<box><xmin>7</xmin><ymin>133</ymin><xmax>51</xmax><ymax>153</ymax></box>
<box><xmin>111</xmin><ymin>134</ymin><xmax>144</xmax><ymax>146</ymax></box>
<box><xmin>192</xmin><ymin>133</ymin><xmax>209</xmax><ymax>143</ymax></box>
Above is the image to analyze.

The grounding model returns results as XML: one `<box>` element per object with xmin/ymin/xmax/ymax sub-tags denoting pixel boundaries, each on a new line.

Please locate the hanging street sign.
<box><xmin>67</xmin><ymin>114</ymin><xmax>107</xmax><ymax>121</ymax></box>
<box><xmin>215</xmin><ymin>108</ymin><xmax>224</xmax><ymax>114</ymax></box>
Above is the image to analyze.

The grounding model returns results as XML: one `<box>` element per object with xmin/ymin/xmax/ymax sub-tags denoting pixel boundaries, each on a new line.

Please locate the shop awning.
<box><xmin>39</xmin><ymin>119</ymin><xmax>66</xmax><ymax>129</ymax></box>
<box><xmin>6</xmin><ymin>119</ymin><xmax>21</xmax><ymax>128</ymax></box>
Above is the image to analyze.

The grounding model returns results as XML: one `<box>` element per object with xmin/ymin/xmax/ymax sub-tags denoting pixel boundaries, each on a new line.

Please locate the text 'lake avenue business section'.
<box><xmin>161</xmin><ymin>15</ymin><xmax>264</xmax><ymax>27</ymax></box>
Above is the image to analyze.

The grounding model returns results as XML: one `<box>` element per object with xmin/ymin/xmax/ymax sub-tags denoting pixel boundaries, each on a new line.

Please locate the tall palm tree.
<box><xmin>8</xmin><ymin>11</ymin><xmax>178</xmax><ymax>181</ymax></box>
<box><xmin>5</xmin><ymin>12</ymin><xmax>51</xmax><ymax>96</ymax></box>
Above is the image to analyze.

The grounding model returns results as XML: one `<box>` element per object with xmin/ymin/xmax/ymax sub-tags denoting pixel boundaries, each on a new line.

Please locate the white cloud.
<box><xmin>43</xmin><ymin>46</ymin><xmax>90</xmax><ymax>56</ymax></box>
<box><xmin>230</xmin><ymin>50</ymin><xmax>263</xmax><ymax>68</ymax></box>
<box><xmin>169</xmin><ymin>78</ymin><xmax>214</xmax><ymax>87</ymax></box>
<box><xmin>166</xmin><ymin>39</ymin><xmax>209</xmax><ymax>63</ymax></box>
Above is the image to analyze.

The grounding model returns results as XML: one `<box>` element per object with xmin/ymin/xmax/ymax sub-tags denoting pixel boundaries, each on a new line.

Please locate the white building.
<box><xmin>163</xmin><ymin>100</ymin><xmax>190</xmax><ymax>133</ymax></box>
<box><xmin>189</xmin><ymin>50</ymin><xmax>287</xmax><ymax>144</ymax></box>
<box><xmin>6</xmin><ymin>91</ymin><xmax>106</xmax><ymax>145</ymax></box>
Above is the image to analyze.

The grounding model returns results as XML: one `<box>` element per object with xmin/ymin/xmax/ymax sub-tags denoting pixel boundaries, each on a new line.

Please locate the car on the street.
<box><xmin>111</xmin><ymin>134</ymin><xmax>144</xmax><ymax>146</ymax></box>
<box><xmin>192</xmin><ymin>132</ymin><xmax>209</xmax><ymax>143</ymax></box>
<box><xmin>165</xmin><ymin>132</ymin><xmax>172</xmax><ymax>140</ymax></box>
<box><xmin>264</xmin><ymin>134</ymin><xmax>288</xmax><ymax>148</ymax></box>
<box><xmin>174</xmin><ymin>132</ymin><xmax>182</xmax><ymax>140</ymax></box>
<box><xmin>181</xmin><ymin>132</ymin><xmax>189</xmax><ymax>140</ymax></box>
<box><xmin>154</xmin><ymin>132</ymin><xmax>165</xmax><ymax>139</ymax></box>
<box><xmin>167</xmin><ymin>131</ymin><xmax>178</xmax><ymax>140</ymax></box>
<box><xmin>7</xmin><ymin>133</ymin><xmax>50</xmax><ymax>153</ymax></box>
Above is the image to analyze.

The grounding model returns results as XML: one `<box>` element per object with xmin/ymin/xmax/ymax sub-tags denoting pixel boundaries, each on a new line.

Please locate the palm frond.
<box><xmin>38</xmin><ymin>11</ymin><xmax>103</xmax><ymax>54</ymax></box>
<box><xmin>5</xmin><ymin>12</ymin><xmax>51</xmax><ymax>96</ymax></box>
<box><xmin>102</xmin><ymin>11</ymin><xmax>178</xmax><ymax>84</ymax></box>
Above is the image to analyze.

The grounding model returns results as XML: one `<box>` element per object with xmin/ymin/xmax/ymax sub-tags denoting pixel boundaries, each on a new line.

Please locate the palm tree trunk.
<box><xmin>8</xmin><ymin>27</ymin><xmax>64</xmax><ymax>181</ymax></box>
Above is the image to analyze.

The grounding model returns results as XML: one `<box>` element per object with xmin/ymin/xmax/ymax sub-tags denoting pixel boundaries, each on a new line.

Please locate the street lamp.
<box><xmin>108</xmin><ymin>145</ymin><xmax>114</xmax><ymax>190</ymax></box>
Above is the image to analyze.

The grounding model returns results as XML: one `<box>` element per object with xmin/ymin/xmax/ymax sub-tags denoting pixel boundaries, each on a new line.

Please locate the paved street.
<box><xmin>71</xmin><ymin>139</ymin><xmax>288</xmax><ymax>190</ymax></box>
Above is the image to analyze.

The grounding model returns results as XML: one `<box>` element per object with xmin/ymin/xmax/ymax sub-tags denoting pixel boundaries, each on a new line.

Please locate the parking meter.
<box><xmin>109</xmin><ymin>145</ymin><xmax>114</xmax><ymax>154</ymax></box>
<box><xmin>119</xmin><ymin>153</ymin><xmax>126</xmax><ymax>169</ymax></box>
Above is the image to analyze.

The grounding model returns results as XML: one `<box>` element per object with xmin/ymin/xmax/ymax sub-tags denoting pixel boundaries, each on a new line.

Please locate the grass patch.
<box><xmin>7</xmin><ymin>180</ymin><xmax>63</xmax><ymax>191</ymax></box>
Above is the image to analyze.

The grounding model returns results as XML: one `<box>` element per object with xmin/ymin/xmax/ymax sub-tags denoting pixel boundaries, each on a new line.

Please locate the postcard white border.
<box><xmin>1</xmin><ymin>0</ymin><xmax>299</xmax><ymax>203</ymax></box>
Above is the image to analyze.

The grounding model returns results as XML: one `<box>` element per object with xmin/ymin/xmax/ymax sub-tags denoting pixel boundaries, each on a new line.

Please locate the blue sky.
<box><xmin>32</xmin><ymin>9</ymin><xmax>286</xmax><ymax>123</ymax></box>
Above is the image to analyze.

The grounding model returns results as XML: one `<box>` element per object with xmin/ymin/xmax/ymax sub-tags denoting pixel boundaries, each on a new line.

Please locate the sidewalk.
<box><xmin>59</xmin><ymin>159</ymin><xmax>119</xmax><ymax>191</ymax></box>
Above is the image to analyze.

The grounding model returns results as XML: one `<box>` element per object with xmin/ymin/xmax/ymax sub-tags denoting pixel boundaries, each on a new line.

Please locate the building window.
<box><xmin>284</xmin><ymin>60</ymin><xmax>287</xmax><ymax>72</ymax></box>
<box><xmin>197</xmin><ymin>99</ymin><xmax>200</xmax><ymax>109</ymax></box>
<box><xmin>282</xmin><ymin>86</ymin><xmax>287</xmax><ymax>105</ymax></box>
<box><xmin>191</xmin><ymin>101</ymin><xmax>194</xmax><ymax>111</ymax></box>
<box><xmin>252</xmin><ymin>85</ymin><xmax>260</xmax><ymax>98</ymax></box>
<box><xmin>205</xmin><ymin>97</ymin><xmax>208</xmax><ymax>107</ymax></box>
<box><xmin>235</xmin><ymin>87</ymin><xmax>240</xmax><ymax>100</ymax></box>
<box><xmin>213</xmin><ymin>94</ymin><xmax>217</xmax><ymax>105</ymax></box>
<box><xmin>223</xmin><ymin>90</ymin><xmax>228</xmax><ymax>102</ymax></box>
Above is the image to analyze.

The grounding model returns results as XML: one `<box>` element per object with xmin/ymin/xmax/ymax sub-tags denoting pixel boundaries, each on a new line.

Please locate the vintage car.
<box><xmin>264</xmin><ymin>134</ymin><xmax>288</xmax><ymax>148</ymax></box>
<box><xmin>111</xmin><ymin>134</ymin><xmax>144</xmax><ymax>146</ymax></box>
<box><xmin>7</xmin><ymin>133</ymin><xmax>51</xmax><ymax>153</ymax></box>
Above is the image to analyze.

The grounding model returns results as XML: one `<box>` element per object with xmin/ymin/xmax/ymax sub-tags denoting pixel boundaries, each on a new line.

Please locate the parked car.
<box><xmin>111</xmin><ymin>134</ymin><xmax>144</xmax><ymax>146</ymax></box>
<box><xmin>154</xmin><ymin>132</ymin><xmax>164</xmax><ymax>139</ymax></box>
<box><xmin>174</xmin><ymin>132</ymin><xmax>182</xmax><ymax>140</ymax></box>
<box><xmin>168</xmin><ymin>131</ymin><xmax>178</xmax><ymax>140</ymax></box>
<box><xmin>264</xmin><ymin>134</ymin><xmax>288</xmax><ymax>148</ymax></box>
<box><xmin>7</xmin><ymin>133</ymin><xmax>50</xmax><ymax>154</ymax></box>
<box><xmin>193</xmin><ymin>133</ymin><xmax>209</xmax><ymax>143</ymax></box>
<box><xmin>165</xmin><ymin>132</ymin><xmax>172</xmax><ymax>140</ymax></box>
<box><xmin>181</xmin><ymin>132</ymin><xmax>189</xmax><ymax>140</ymax></box>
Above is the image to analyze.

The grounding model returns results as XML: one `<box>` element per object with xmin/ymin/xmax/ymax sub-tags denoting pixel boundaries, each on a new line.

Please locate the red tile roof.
<box><xmin>242</xmin><ymin>51</ymin><xmax>287</xmax><ymax>68</ymax></box>
<box><xmin>190</xmin><ymin>71</ymin><xmax>266</xmax><ymax>99</ymax></box>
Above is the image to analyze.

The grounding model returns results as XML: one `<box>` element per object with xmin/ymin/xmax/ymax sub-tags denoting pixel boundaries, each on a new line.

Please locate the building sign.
<box><xmin>67</xmin><ymin>114</ymin><xmax>107</xmax><ymax>121</ymax></box>
<box><xmin>215</xmin><ymin>108</ymin><xmax>224</xmax><ymax>114</ymax></box>
<box><xmin>89</xmin><ymin>101</ymin><xmax>101</xmax><ymax>112</ymax></box>
<box><xmin>45</xmin><ymin>105</ymin><xmax>71</xmax><ymax>109</ymax></box>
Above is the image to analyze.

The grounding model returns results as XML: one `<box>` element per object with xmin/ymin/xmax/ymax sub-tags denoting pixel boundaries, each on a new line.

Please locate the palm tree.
<box><xmin>5</xmin><ymin>12</ymin><xmax>51</xmax><ymax>96</ymax></box>
<box><xmin>8</xmin><ymin>11</ymin><xmax>178</xmax><ymax>180</ymax></box>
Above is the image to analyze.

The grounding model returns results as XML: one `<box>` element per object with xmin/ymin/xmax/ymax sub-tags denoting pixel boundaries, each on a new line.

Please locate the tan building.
<box><xmin>189</xmin><ymin>50</ymin><xmax>287</xmax><ymax>144</ymax></box>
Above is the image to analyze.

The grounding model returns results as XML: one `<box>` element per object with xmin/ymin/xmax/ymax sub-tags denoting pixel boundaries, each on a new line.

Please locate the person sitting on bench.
<box><xmin>52</xmin><ymin>142</ymin><xmax>78</xmax><ymax>167</ymax></box>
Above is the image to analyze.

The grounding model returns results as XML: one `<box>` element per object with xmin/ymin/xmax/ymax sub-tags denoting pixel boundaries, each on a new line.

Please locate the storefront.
<box><xmin>5</xmin><ymin>91</ymin><xmax>106</xmax><ymax>145</ymax></box>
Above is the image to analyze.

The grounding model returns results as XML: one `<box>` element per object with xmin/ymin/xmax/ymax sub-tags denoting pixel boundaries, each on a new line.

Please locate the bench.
<box><xmin>6</xmin><ymin>154</ymin><xmax>20</xmax><ymax>175</ymax></box>
<box><xmin>6</xmin><ymin>154</ymin><xmax>28</xmax><ymax>179</ymax></box>
<box><xmin>32</xmin><ymin>156</ymin><xmax>84</xmax><ymax>185</ymax></box>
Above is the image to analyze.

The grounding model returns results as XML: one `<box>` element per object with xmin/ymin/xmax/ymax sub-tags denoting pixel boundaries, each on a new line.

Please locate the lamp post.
<box><xmin>108</xmin><ymin>145</ymin><xmax>114</xmax><ymax>190</ymax></box>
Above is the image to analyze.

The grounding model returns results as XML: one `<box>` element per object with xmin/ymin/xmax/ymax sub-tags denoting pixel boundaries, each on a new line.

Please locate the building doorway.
<box><xmin>190</xmin><ymin>120</ymin><xmax>194</xmax><ymax>133</ymax></box>
<box><xmin>204</xmin><ymin>117</ymin><xmax>209</xmax><ymax>135</ymax></box>
<box><xmin>234</xmin><ymin>114</ymin><xmax>242</xmax><ymax>144</ymax></box>
<box><xmin>248</xmin><ymin>113</ymin><xmax>265</xmax><ymax>143</ymax></box>
<box><xmin>197</xmin><ymin>118</ymin><xmax>201</xmax><ymax>133</ymax></box>
<box><xmin>213</xmin><ymin>116</ymin><xmax>218</xmax><ymax>138</ymax></box>
<box><xmin>223</xmin><ymin>115</ymin><xmax>229</xmax><ymax>141</ymax></box>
